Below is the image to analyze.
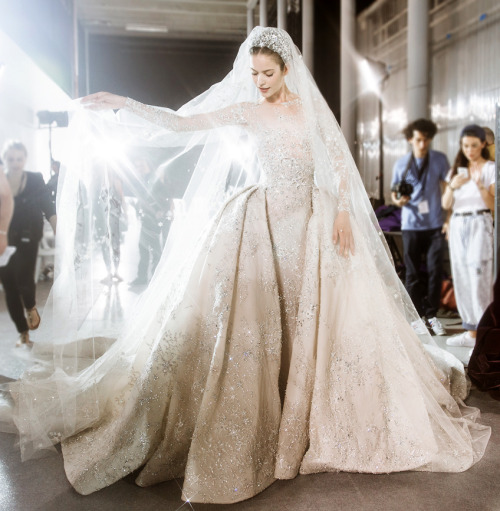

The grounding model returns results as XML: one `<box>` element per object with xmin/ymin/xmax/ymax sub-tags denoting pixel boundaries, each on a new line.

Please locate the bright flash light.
<box><xmin>224</xmin><ymin>134</ymin><xmax>253</xmax><ymax>169</ymax></box>
<box><xmin>359</xmin><ymin>58</ymin><xmax>389</xmax><ymax>97</ymax></box>
<box><xmin>92</xmin><ymin>136</ymin><xmax>127</xmax><ymax>166</ymax></box>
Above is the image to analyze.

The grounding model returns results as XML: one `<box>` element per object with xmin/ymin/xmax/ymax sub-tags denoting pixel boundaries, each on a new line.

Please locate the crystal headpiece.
<box><xmin>249</xmin><ymin>27</ymin><xmax>293</xmax><ymax>64</ymax></box>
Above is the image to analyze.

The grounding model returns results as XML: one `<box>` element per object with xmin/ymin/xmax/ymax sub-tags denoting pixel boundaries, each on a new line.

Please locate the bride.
<box><xmin>0</xmin><ymin>27</ymin><xmax>490</xmax><ymax>504</ymax></box>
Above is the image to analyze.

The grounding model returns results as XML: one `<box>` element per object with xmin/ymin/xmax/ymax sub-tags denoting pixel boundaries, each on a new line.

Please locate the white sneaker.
<box><xmin>427</xmin><ymin>316</ymin><xmax>446</xmax><ymax>336</ymax></box>
<box><xmin>446</xmin><ymin>331</ymin><xmax>475</xmax><ymax>347</ymax></box>
<box><xmin>411</xmin><ymin>318</ymin><xmax>429</xmax><ymax>335</ymax></box>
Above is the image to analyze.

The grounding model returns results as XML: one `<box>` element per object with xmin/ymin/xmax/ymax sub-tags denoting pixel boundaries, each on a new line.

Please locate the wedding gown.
<box><xmin>0</xmin><ymin>27</ymin><xmax>490</xmax><ymax>505</ymax></box>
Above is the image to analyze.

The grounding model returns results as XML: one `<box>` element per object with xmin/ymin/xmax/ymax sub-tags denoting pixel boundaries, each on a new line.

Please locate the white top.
<box><xmin>446</xmin><ymin>160</ymin><xmax>495</xmax><ymax>213</ymax></box>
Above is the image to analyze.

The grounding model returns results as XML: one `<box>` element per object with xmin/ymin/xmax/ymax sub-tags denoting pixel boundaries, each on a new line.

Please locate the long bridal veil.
<box><xmin>0</xmin><ymin>27</ymin><xmax>482</xmax><ymax>461</ymax></box>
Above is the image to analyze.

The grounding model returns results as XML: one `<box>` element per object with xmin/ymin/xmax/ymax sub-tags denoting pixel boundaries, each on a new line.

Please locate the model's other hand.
<box><xmin>80</xmin><ymin>92</ymin><xmax>126</xmax><ymax>110</ymax></box>
<box><xmin>332</xmin><ymin>210</ymin><xmax>355</xmax><ymax>257</ymax></box>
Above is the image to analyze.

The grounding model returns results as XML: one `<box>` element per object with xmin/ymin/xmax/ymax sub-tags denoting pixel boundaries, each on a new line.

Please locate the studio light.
<box><xmin>36</xmin><ymin>111</ymin><xmax>69</xmax><ymax>168</ymax></box>
<box><xmin>36</xmin><ymin>110</ymin><xmax>69</xmax><ymax>128</ymax></box>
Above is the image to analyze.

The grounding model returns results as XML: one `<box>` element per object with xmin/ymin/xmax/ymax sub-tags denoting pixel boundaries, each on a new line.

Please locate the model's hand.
<box><xmin>333</xmin><ymin>210</ymin><xmax>355</xmax><ymax>257</ymax></box>
<box><xmin>449</xmin><ymin>173</ymin><xmax>468</xmax><ymax>190</ymax></box>
<box><xmin>80</xmin><ymin>92</ymin><xmax>127</xmax><ymax>110</ymax></box>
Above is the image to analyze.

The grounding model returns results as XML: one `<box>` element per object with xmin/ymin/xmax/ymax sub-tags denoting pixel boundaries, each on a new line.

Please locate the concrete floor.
<box><xmin>0</xmin><ymin>281</ymin><xmax>499</xmax><ymax>511</ymax></box>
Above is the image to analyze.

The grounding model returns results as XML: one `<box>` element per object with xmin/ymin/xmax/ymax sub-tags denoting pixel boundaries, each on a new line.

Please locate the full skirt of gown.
<box><xmin>33</xmin><ymin>183</ymin><xmax>490</xmax><ymax>504</ymax></box>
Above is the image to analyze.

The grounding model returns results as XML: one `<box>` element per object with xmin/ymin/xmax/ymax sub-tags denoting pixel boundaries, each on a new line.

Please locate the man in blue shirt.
<box><xmin>391</xmin><ymin>119</ymin><xmax>449</xmax><ymax>335</ymax></box>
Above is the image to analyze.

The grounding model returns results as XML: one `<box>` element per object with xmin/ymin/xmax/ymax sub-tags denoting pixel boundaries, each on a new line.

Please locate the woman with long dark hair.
<box><xmin>442</xmin><ymin>125</ymin><xmax>495</xmax><ymax>347</ymax></box>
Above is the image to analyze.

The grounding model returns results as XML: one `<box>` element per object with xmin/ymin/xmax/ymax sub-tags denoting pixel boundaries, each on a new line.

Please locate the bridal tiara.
<box><xmin>249</xmin><ymin>27</ymin><xmax>293</xmax><ymax>64</ymax></box>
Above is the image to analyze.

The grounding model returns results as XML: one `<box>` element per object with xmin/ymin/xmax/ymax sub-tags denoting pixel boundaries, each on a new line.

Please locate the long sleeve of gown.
<box><xmin>124</xmin><ymin>98</ymin><xmax>248</xmax><ymax>132</ymax></box>
<box><xmin>314</xmin><ymin>97</ymin><xmax>352</xmax><ymax>213</ymax></box>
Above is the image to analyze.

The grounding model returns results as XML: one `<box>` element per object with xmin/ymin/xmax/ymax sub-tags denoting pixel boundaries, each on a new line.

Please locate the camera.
<box><xmin>391</xmin><ymin>181</ymin><xmax>414</xmax><ymax>199</ymax></box>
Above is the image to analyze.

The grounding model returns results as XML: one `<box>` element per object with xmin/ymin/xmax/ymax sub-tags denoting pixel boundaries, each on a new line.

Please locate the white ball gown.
<box><xmin>0</xmin><ymin>27</ymin><xmax>490</xmax><ymax>505</ymax></box>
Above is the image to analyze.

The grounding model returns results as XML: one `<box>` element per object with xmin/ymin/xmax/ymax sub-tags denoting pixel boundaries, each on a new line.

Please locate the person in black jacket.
<box><xmin>0</xmin><ymin>140</ymin><xmax>56</xmax><ymax>346</ymax></box>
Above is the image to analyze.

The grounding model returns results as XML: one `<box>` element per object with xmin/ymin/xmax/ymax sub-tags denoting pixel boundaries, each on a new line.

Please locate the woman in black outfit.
<box><xmin>0</xmin><ymin>140</ymin><xmax>56</xmax><ymax>346</ymax></box>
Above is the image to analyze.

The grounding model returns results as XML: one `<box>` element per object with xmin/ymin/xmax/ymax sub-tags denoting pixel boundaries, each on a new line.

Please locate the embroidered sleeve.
<box><xmin>124</xmin><ymin>98</ymin><xmax>248</xmax><ymax>132</ymax></box>
<box><xmin>314</xmin><ymin>97</ymin><xmax>351</xmax><ymax>213</ymax></box>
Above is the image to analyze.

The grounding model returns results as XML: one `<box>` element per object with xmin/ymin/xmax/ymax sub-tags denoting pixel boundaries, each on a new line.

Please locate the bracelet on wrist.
<box><xmin>0</xmin><ymin>230</ymin><xmax>7</xmax><ymax>236</ymax></box>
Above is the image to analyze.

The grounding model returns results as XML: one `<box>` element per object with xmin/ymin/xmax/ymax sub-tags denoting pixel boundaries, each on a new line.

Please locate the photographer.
<box><xmin>391</xmin><ymin>119</ymin><xmax>449</xmax><ymax>335</ymax></box>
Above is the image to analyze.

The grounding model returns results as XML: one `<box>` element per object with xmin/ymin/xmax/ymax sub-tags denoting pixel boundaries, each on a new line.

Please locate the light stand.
<box><xmin>36</xmin><ymin>110</ymin><xmax>69</xmax><ymax>170</ymax></box>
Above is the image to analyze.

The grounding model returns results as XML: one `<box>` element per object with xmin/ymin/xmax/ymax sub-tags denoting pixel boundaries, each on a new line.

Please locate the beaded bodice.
<box><xmin>247</xmin><ymin>100</ymin><xmax>315</xmax><ymax>198</ymax></box>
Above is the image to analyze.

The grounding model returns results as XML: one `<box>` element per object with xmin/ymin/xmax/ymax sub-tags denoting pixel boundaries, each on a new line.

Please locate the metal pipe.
<box><xmin>72</xmin><ymin>0</ymin><xmax>79</xmax><ymax>98</ymax></box>
<box><xmin>260</xmin><ymin>0</ymin><xmax>268</xmax><ymax>27</ymax></box>
<box><xmin>84</xmin><ymin>28</ymin><xmax>90</xmax><ymax>95</ymax></box>
<box><xmin>277</xmin><ymin>0</ymin><xmax>287</xmax><ymax>30</ymax></box>
<box><xmin>340</xmin><ymin>0</ymin><xmax>356</xmax><ymax>154</ymax></box>
<box><xmin>302</xmin><ymin>0</ymin><xmax>314</xmax><ymax>73</ymax></box>
<box><xmin>407</xmin><ymin>0</ymin><xmax>429</xmax><ymax>120</ymax></box>
<box><xmin>378</xmin><ymin>96</ymin><xmax>385</xmax><ymax>204</ymax></box>
<box><xmin>247</xmin><ymin>7</ymin><xmax>255</xmax><ymax>35</ymax></box>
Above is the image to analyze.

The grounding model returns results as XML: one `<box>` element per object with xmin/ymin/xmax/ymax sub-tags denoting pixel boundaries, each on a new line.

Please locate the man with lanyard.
<box><xmin>391</xmin><ymin>118</ymin><xmax>449</xmax><ymax>336</ymax></box>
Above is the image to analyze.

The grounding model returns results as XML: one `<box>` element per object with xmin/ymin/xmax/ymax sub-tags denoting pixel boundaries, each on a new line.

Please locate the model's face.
<box><xmin>461</xmin><ymin>136</ymin><xmax>486</xmax><ymax>163</ymax></box>
<box><xmin>408</xmin><ymin>131</ymin><xmax>431</xmax><ymax>158</ymax></box>
<box><xmin>4</xmin><ymin>149</ymin><xmax>27</xmax><ymax>173</ymax></box>
<box><xmin>251</xmin><ymin>54</ymin><xmax>286</xmax><ymax>100</ymax></box>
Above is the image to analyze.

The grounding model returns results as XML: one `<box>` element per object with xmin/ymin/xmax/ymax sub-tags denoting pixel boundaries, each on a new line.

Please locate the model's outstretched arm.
<box><xmin>81</xmin><ymin>92</ymin><xmax>248</xmax><ymax>132</ymax></box>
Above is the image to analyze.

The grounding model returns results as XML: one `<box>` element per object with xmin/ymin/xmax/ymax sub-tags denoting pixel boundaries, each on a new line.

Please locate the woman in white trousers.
<box><xmin>443</xmin><ymin>125</ymin><xmax>495</xmax><ymax>347</ymax></box>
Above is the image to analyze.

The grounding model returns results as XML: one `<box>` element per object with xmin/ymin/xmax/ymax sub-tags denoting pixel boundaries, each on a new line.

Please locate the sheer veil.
<box><xmin>0</xmin><ymin>27</ymin><xmax>470</xmax><ymax>460</ymax></box>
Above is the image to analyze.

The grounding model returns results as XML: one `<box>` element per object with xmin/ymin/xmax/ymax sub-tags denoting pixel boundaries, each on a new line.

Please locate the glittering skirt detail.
<box><xmin>61</xmin><ymin>186</ymin><xmax>490</xmax><ymax>504</ymax></box>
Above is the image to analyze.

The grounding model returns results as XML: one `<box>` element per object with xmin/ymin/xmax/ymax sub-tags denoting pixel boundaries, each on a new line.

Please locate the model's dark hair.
<box><xmin>402</xmin><ymin>119</ymin><xmax>438</xmax><ymax>140</ymax></box>
<box><xmin>250</xmin><ymin>46</ymin><xmax>285</xmax><ymax>71</ymax></box>
<box><xmin>450</xmin><ymin>128</ymin><xmax>490</xmax><ymax>178</ymax></box>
